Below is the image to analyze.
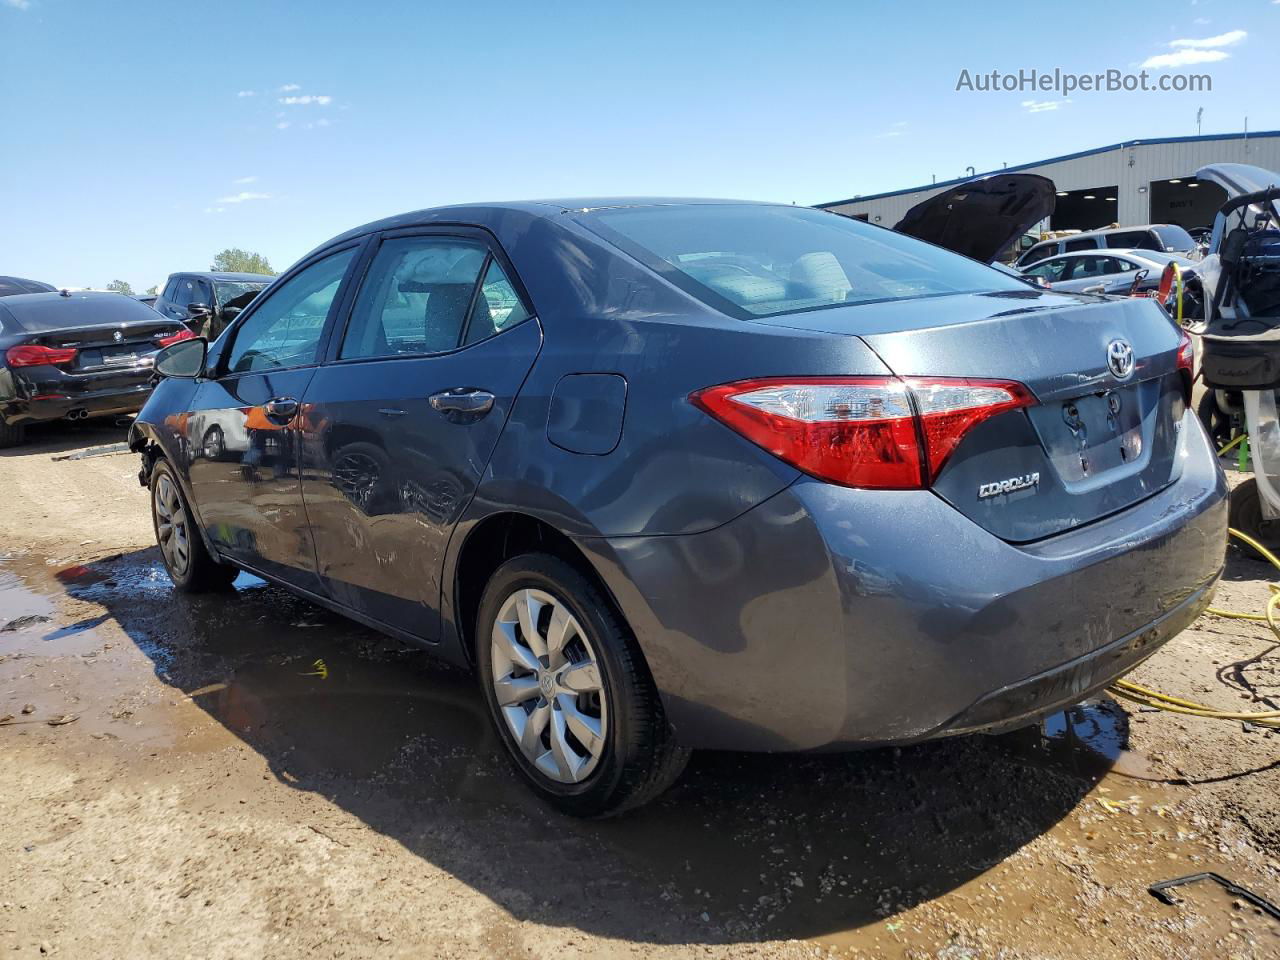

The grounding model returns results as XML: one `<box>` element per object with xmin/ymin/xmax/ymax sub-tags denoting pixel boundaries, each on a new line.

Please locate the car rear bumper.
<box><xmin>2</xmin><ymin>381</ymin><xmax>153</xmax><ymax>424</ymax></box>
<box><xmin>578</xmin><ymin>412</ymin><xmax>1227</xmax><ymax>751</ymax></box>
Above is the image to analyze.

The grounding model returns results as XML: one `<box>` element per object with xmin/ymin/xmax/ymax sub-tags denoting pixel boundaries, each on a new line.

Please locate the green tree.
<box><xmin>145</xmin><ymin>285</ymin><xmax>158</xmax><ymax>296</ymax></box>
<box><xmin>210</xmin><ymin>248</ymin><xmax>274</xmax><ymax>275</ymax></box>
<box><xmin>105</xmin><ymin>279</ymin><xmax>135</xmax><ymax>296</ymax></box>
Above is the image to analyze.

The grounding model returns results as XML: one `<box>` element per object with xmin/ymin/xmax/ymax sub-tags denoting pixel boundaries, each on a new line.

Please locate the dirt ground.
<box><xmin>2</xmin><ymin>418</ymin><xmax>1279</xmax><ymax>959</ymax></box>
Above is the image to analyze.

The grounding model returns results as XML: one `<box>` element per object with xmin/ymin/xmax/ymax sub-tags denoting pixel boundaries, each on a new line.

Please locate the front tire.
<box><xmin>150</xmin><ymin>459</ymin><xmax>237</xmax><ymax>592</ymax></box>
<box><xmin>476</xmin><ymin>554</ymin><xmax>690</xmax><ymax>816</ymax></box>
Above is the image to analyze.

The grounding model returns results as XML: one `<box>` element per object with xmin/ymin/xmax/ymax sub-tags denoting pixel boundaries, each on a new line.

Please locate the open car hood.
<box><xmin>893</xmin><ymin>173</ymin><xmax>1056</xmax><ymax>263</ymax></box>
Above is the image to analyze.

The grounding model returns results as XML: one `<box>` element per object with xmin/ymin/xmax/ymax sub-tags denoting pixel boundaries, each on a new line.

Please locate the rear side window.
<box><xmin>341</xmin><ymin>237</ymin><xmax>488</xmax><ymax>359</ymax></box>
<box><xmin>1152</xmin><ymin>225</ymin><xmax>1196</xmax><ymax>251</ymax></box>
<box><xmin>463</xmin><ymin>259</ymin><xmax>531</xmax><ymax>345</ymax></box>
<box><xmin>583</xmin><ymin>204</ymin><xmax>1027</xmax><ymax>319</ymax></box>
<box><xmin>1062</xmin><ymin>237</ymin><xmax>1098</xmax><ymax>252</ymax></box>
<box><xmin>225</xmin><ymin>249</ymin><xmax>355</xmax><ymax>373</ymax></box>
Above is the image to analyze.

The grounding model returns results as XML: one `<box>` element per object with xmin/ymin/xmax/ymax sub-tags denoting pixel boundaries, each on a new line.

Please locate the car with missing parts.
<box><xmin>129</xmin><ymin>198</ymin><xmax>1227</xmax><ymax>815</ymax></box>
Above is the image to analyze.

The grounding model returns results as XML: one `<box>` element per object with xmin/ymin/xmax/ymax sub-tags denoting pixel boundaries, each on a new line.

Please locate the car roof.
<box><xmin>308</xmin><ymin>198</ymin><xmax>782</xmax><ymax>256</ymax></box>
<box><xmin>170</xmin><ymin>272</ymin><xmax>276</xmax><ymax>283</ymax></box>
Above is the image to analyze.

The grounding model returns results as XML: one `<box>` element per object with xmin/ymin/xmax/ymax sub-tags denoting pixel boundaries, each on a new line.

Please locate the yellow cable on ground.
<box><xmin>1107</xmin><ymin>527</ymin><xmax>1280</xmax><ymax>727</ymax></box>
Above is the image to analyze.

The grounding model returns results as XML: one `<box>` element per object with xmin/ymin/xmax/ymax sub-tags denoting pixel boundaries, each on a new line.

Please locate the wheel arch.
<box><xmin>449</xmin><ymin>510</ymin><xmax>631</xmax><ymax>671</ymax></box>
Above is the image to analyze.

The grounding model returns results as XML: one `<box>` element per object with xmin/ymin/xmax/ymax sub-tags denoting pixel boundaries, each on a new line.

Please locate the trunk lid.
<box><xmin>750</xmin><ymin>289</ymin><xmax>1187</xmax><ymax>541</ymax></box>
<box><xmin>893</xmin><ymin>174</ymin><xmax>1057</xmax><ymax>264</ymax></box>
<box><xmin>29</xmin><ymin>319</ymin><xmax>179</xmax><ymax>372</ymax></box>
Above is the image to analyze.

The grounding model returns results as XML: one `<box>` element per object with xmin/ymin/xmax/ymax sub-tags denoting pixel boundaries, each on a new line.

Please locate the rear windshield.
<box><xmin>0</xmin><ymin>293</ymin><xmax>160</xmax><ymax>331</ymax></box>
<box><xmin>582</xmin><ymin>204</ymin><xmax>1028</xmax><ymax>318</ymax></box>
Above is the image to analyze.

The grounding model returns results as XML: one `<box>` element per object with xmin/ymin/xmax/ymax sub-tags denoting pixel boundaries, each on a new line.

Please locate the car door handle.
<box><xmin>429</xmin><ymin>388</ymin><xmax>495</xmax><ymax>418</ymax></box>
<box><xmin>264</xmin><ymin>397</ymin><xmax>299</xmax><ymax>420</ymax></box>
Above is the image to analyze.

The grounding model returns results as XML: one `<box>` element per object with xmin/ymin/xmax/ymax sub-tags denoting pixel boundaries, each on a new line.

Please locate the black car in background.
<box><xmin>0</xmin><ymin>276</ymin><xmax>57</xmax><ymax>297</ymax></box>
<box><xmin>153</xmin><ymin>272</ymin><xmax>274</xmax><ymax>340</ymax></box>
<box><xmin>0</xmin><ymin>291</ymin><xmax>193</xmax><ymax>447</ymax></box>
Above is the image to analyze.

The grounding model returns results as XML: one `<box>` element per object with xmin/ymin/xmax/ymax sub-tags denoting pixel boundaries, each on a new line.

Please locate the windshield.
<box><xmin>582</xmin><ymin>204</ymin><xmax>1028</xmax><ymax>319</ymax></box>
<box><xmin>213</xmin><ymin>280</ymin><xmax>268</xmax><ymax>310</ymax></box>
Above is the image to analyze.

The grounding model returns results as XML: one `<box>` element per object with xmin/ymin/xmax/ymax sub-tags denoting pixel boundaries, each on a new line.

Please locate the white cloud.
<box><xmin>279</xmin><ymin>94</ymin><xmax>333</xmax><ymax>106</ymax></box>
<box><xmin>872</xmin><ymin>122</ymin><xmax>907</xmax><ymax>139</ymax></box>
<box><xmin>1169</xmin><ymin>29</ymin><xmax>1246</xmax><ymax>48</ymax></box>
<box><xmin>304</xmin><ymin>118</ymin><xmax>332</xmax><ymax>130</ymax></box>
<box><xmin>279</xmin><ymin>83</ymin><xmax>301</xmax><ymax>92</ymax></box>
<box><xmin>3</xmin><ymin>0</ymin><xmax>32</xmax><ymax>10</ymax></box>
<box><xmin>215</xmin><ymin>192</ymin><xmax>272</xmax><ymax>204</ymax></box>
<box><xmin>232</xmin><ymin>175</ymin><xmax>258</xmax><ymax>184</ymax></box>
<box><xmin>276</xmin><ymin>121</ymin><xmax>291</xmax><ymax>130</ymax></box>
<box><xmin>236</xmin><ymin>90</ymin><xmax>255</xmax><ymax>97</ymax></box>
<box><xmin>1193</xmin><ymin>17</ymin><xmax>1210</xmax><ymax>25</ymax></box>
<box><xmin>1022</xmin><ymin>99</ymin><xmax>1067</xmax><ymax>113</ymax></box>
<box><xmin>1141</xmin><ymin>48</ymin><xmax>1230</xmax><ymax>68</ymax></box>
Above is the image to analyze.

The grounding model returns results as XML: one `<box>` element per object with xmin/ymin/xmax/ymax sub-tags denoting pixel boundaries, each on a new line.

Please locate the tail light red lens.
<box><xmin>690</xmin><ymin>376</ymin><xmax>1035</xmax><ymax>489</ymax></box>
<box><xmin>1176</xmin><ymin>329</ymin><xmax>1195</xmax><ymax>402</ymax></box>
<box><xmin>156</xmin><ymin>329</ymin><xmax>197</xmax><ymax>347</ymax></box>
<box><xmin>6</xmin><ymin>344</ymin><xmax>78</xmax><ymax>368</ymax></box>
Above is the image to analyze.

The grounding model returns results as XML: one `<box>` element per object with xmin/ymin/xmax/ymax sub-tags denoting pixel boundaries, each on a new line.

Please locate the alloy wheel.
<box><xmin>490</xmin><ymin>587</ymin><xmax>608</xmax><ymax>783</ymax></box>
<box><xmin>154</xmin><ymin>473</ymin><xmax>191</xmax><ymax>577</ymax></box>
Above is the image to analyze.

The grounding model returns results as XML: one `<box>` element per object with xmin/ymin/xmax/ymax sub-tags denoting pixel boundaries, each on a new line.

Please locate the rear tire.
<box><xmin>150</xmin><ymin>459</ymin><xmax>237</xmax><ymax>592</ymax></box>
<box><xmin>0</xmin><ymin>420</ymin><xmax>26</xmax><ymax>449</ymax></box>
<box><xmin>1228</xmin><ymin>477</ymin><xmax>1280</xmax><ymax>562</ymax></box>
<box><xmin>476</xmin><ymin>553</ymin><xmax>690</xmax><ymax>817</ymax></box>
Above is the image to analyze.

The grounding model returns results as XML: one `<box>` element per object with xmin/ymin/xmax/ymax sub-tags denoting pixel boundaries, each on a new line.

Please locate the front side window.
<box><xmin>175</xmin><ymin>276</ymin><xmax>212</xmax><ymax>307</ymax></box>
<box><xmin>1024</xmin><ymin>258</ymin><xmax>1069</xmax><ymax>282</ymax></box>
<box><xmin>341</xmin><ymin>237</ymin><xmax>488</xmax><ymax>359</ymax></box>
<box><xmin>1152</xmin><ymin>224</ymin><xmax>1196</xmax><ymax>251</ymax></box>
<box><xmin>581</xmin><ymin>204</ymin><xmax>1027</xmax><ymax>319</ymax></box>
<box><xmin>224</xmin><ymin>248</ymin><xmax>355</xmax><ymax>374</ymax></box>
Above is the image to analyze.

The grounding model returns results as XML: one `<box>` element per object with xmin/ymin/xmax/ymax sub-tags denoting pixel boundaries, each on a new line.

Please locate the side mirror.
<box><xmin>221</xmin><ymin>305</ymin><xmax>242</xmax><ymax>322</ymax></box>
<box><xmin>155</xmin><ymin>337</ymin><xmax>207</xmax><ymax>379</ymax></box>
<box><xmin>186</xmin><ymin>301</ymin><xmax>211</xmax><ymax>319</ymax></box>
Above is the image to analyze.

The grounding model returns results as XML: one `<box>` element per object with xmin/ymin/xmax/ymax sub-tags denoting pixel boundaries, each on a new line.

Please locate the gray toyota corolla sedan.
<box><xmin>129</xmin><ymin>199</ymin><xmax>1227</xmax><ymax>815</ymax></box>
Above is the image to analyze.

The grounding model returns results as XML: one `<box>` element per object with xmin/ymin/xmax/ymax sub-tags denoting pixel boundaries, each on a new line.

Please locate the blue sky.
<box><xmin>0</xmin><ymin>0</ymin><xmax>1274</xmax><ymax>290</ymax></box>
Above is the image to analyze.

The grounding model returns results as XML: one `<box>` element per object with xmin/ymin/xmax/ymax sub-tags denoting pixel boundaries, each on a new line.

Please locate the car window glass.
<box><xmin>1024</xmin><ymin>258</ymin><xmax>1068</xmax><ymax>282</ymax></box>
<box><xmin>1062</xmin><ymin>237</ymin><xmax>1097</xmax><ymax>252</ymax></box>
<box><xmin>341</xmin><ymin>237</ymin><xmax>487</xmax><ymax>359</ymax></box>
<box><xmin>1069</xmin><ymin>256</ymin><xmax>1109</xmax><ymax>279</ymax></box>
<box><xmin>1020</xmin><ymin>243</ymin><xmax>1053</xmax><ymax>265</ymax></box>
<box><xmin>176</xmin><ymin>276</ymin><xmax>211</xmax><ymax>307</ymax></box>
<box><xmin>1104</xmin><ymin>231</ymin><xmax>1147</xmax><ymax>249</ymax></box>
<box><xmin>463</xmin><ymin>259</ymin><xmax>531</xmax><ymax>345</ymax></box>
<box><xmin>225</xmin><ymin>249</ymin><xmax>355</xmax><ymax>374</ymax></box>
<box><xmin>586</xmin><ymin>205</ymin><xmax>1027</xmax><ymax>319</ymax></box>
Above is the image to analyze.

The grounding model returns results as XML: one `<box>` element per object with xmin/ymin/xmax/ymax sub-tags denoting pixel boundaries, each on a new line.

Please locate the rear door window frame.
<box><xmin>321</xmin><ymin>224</ymin><xmax>537</xmax><ymax>366</ymax></box>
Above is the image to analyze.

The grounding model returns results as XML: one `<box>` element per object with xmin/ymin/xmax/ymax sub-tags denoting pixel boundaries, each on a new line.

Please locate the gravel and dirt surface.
<box><xmin>2</xmin><ymin>418</ymin><xmax>1279</xmax><ymax>959</ymax></box>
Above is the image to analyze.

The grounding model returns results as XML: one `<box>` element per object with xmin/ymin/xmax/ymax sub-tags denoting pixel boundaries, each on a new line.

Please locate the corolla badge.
<box><xmin>978</xmin><ymin>472</ymin><xmax>1040</xmax><ymax>500</ymax></box>
<box><xmin>1107</xmin><ymin>338</ymin><xmax>1135</xmax><ymax>380</ymax></box>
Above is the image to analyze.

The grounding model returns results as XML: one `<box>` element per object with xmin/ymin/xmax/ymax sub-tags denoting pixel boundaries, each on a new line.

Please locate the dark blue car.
<box><xmin>129</xmin><ymin>199</ymin><xmax>1227</xmax><ymax>815</ymax></box>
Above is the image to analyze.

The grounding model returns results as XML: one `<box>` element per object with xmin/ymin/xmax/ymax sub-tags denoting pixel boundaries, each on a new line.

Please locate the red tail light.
<box><xmin>156</xmin><ymin>328</ymin><xmax>196</xmax><ymax>347</ymax></box>
<box><xmin>691</xmin><ymin>376</ymin><xmax>1035</xmax><ymax>489</ymax></box>
<box><xmin>6</xmin><ymin>344</ymin><xmax>77</xmax><ymax>368</ymax></box>
<box><xmin>1176</xmin><ymin>329</ymin><xmax>1195</xmax><ymax>402</ymax></box>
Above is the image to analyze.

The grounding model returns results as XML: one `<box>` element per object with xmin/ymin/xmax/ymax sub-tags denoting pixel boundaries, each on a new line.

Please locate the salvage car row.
<box><xmin>0</xmin><ymin>271</ymin><xmax>272</xmax><ymax>447</ymax></box>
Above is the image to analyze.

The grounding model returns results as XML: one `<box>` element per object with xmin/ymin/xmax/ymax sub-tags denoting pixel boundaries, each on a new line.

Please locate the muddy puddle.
<box><xmin>3</xmin><ymin>548</ymin><xmax>1277</xmax><ymax>955</ymax></box>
